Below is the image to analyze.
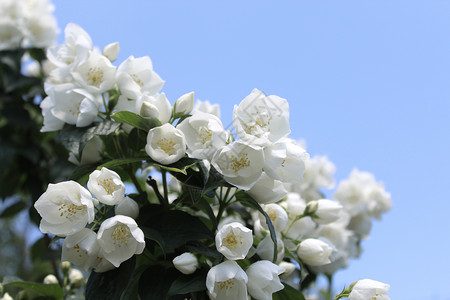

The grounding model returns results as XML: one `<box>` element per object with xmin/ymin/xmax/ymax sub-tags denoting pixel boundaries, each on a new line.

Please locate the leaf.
<box><xmin>139</xmin><ymin>205</ymin><xmax>213</xmax><ymax>252</ymax></box>
<box><xmin>273</xmin><ymin>284</ymin><xmax>306</xmax><ymax>300</ymax></box>
<box><xmin>27</xmin><ymin>48</ymin><xmax>47</xmax><ymax>62</ymax></box>
<box><xmin>141</xmin><ymin>226</ymin><xmax>166</xmax><ymax>254</ymax></box>
<box><xmin>154</xmin><ymin>157</ymin><xmax>199</xmax><ymax>175</ymax></box>
<box><xmin>119</xmin><ymin>264</ymin><xmax>148</xmax><ymax>300</ymax></box>
<box><xmin>59</xmin><ymin>120</ymin><xmax>120</xmax><ymax>159</ymax></box>
<box><xmin>98</xmin><ymin>157</ymin><xmax>147</xmax><ymax>170</ymax></box>
<box><xmin>168</xmin><ymin>272</ymin><xmax>207</xmax><ymax>296</ymax></box>
<box><xmin>86</xmin><ymin>256</ymin><xmax>135</xmax><ymax>300</ymax></box>
<box><xmin>70</xmin><ymin>163</ymin><xmax>98</xmax><ymax>181</ymax></box>
<box><xmin>3</xmin><ymin>280</ymin><xmax>64</xmax><ymax>300</ymax></box>
<box><xmin>236</xmin><ymin>191</ymin><xmax>278</xmax><ymax>263</ymax></box>
<box><xmin>111</xmin><ymin>111</ymin><xmax>161</xmax><ymax>132</ymax></box>
<box><xmin>138</xmin><ymin>265</ymin><xmax>178</xmax><ymax>300</ymax></box>
<box><xmin>0</xmin><ymin>200</ymin><xmax>27</xmax><ymax>218</ymax></box>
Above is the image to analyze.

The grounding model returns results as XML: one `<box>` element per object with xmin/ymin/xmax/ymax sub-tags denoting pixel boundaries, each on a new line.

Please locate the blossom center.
<box><xmin>73</xmin><ymin>244</ymin><xmax>88</xmax><ymax>258</ymax></box>
<box><xmin>98</xmin><ymin>177</ymin><xmax>118</xmax><ymax>195</ymax></box>
<box><xmin>111</xmin><ymin>225</ymin><xmax>131</xmax><ymax>247</ymax></box>
<box><xmin>130</xmin><ymin>73</ymin><xmax>144</xmax><ymax>86</ymax></box>
<box><xmin>223</xmin><ymin>231</ymin><xmax>242</xmax><ymax>249</ymax></box>
<box><xmin>87</xmin><ymin>67</ymin><xmax>104</xmax><ymax>86</ymax></box>
<box><xmin>268</xmin><ymin>210</ymin><xmax>277</xmax><ymax>221</ymax></box>
<box><xmin>199</xmin><ymin>127</ymin><xmax>212</xmax><ymax>145</ymax></box>
<box><xmin>217</xmin><ymin>279</ymin><xmax>235</xmax><ymax>291</ymax></box>
<box><xmin>58</xmin><ymin>203</ymin><xmax>85</xmax><ymax>220</ymax></box>
<box><xmin>157</xmin><ymin>138</ymin><xmax>176</xmax><ymax>155</ymax></box>
<box><xmin>230</xmin><ymin>152</ymin><xmax>250</xmax><ymax>173</ymax></box>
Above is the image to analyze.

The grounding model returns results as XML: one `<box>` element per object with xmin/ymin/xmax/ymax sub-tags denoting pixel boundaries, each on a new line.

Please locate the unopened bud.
<box><xmin>304</xmin><ymin>200</ymin><xmax>319</xmax><ymax>216</ymax></box>
<box><xmin>68</xmin><ymin>269</ymin><xmax>84</xmax><ymax>288</ymax></box>
<box><xmin>1</xmin><ymin>292</ymin><xmax>12</xmax><ymax>300</ymax></box>
<box><xmin>43</xmin><ymin>274</ymin><xmax>59</xmax><ymax>284</ymax></box>
<box><xmin>102</xmin><ymin>42</ymin><xmax>120</xmax><ymax>62</ymax></box>
<box><xmin>140</xmin><ymin>101</ymin><xmax>159</xmax><ymax>119</ymax></box>
<box><xmin>61</xmin><ymin>261</ymin><xmax>71</xmax><ymax>275</ymax></box>
<box><xmin>173</xmin><ymin>92</ymin><xmax>194</xmax><ymax>117</ymax></box>
<box><xmin>278</xmin><ymin>261</ymin><xmax>296</xmax><ymax>279</ymax></box>
<box><xmin>172</xmin><ymin>252</ymin><xmax>198</xmax><ymax>275</ymax></box>
<box><xmin>115</xmin><ymin>196</ymin><xmax>139</xmax><ymax>219</ymax></box>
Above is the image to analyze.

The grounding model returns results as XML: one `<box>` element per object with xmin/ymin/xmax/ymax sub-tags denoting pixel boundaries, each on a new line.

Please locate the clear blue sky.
<box><xmin>53</xmin><ymin>1</ymin><xmax>450</xmax><ymax>299</ymax></box>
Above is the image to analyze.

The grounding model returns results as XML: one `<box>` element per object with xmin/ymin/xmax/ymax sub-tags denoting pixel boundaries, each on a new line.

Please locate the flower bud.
<box><xmin>173</xmin><ymin>92</ymin><xmax>194</xmax><ymax>116</ymax></box>
<box><xmin>348</xmin><ymin>279</ymin><xmax>390</xmax><ymax>300</ymax></box>
<box><xmin>172</xmin><ymin>252</ymin><xmax>199</xmax><ymax>275</ymax></box>
<box><xmin>61</xmin><ymin>261</ymin><xmax>71</xmax><ymax>275</ymax></box>
<box><xmin>297</xmin><ymin>239</ymin><xmax>334</xmax><ymax>266</ymax></box>
<box><xmin>310</xmin><ymin>199</ymin><xmax>342</xmax><ymax>225</ymax></box>
<box><xmin>246</xmin><ymin>261</ymin><xmax>284</xmax><ymax>300</ymax></box>
<box><xmin>43</xmin><ymin>274</ymin><xmax>59</xmax><ymax>284</ymax></box>
<box><xmin>102</xmin><ymin>42</ymin><xmax>120</xmax><ymax>62</ymax></box>
<box><xmin>304</xmin><ymin>200</ymin><xmax>319</xmax><ymax>216</ymax></box>
<box><xmin>68</xmin><ymin>269</ymin><xmax>84</xmax><ymax>288</ymax></box>
<box><xmin>115</xmin><ymin>196</ymin><xmax>139</xmax><ymax>219</ymax></box>
<box><xmin>278</xmin><ymin>261</ymin><xmax>296</xmax><ymax>279</ymax></box>
<box><xmin>2</xmin><ymin>292</ymin><xmax>13</xmax><ymax>300</ymax></box>
<box><xmin>140</xmin><ymin>101</ymin><xmax>159</xmax><ymax>119</ymax></box>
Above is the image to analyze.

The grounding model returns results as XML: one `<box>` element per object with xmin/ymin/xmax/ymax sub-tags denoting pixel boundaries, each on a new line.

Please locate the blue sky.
<box><xmin>53</xmin><ymin>1</ymin><xmax>450</xmax><ymax>299</ymax></box>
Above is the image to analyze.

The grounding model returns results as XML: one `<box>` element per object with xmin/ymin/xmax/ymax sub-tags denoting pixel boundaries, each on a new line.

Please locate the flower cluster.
<box><xmin>0</xmin><ymin>0</ymin><xmax>58</xmax><ymax>50</ymax></box>
<box><xmin>34</xmin><ymin>168</ymin><xmax>144</xmax><ymax>272</ymax></box>
<box><xmin>30</xmin><ymin>21</ymin><xmax>392</xmax><ymax>300</ymax></box>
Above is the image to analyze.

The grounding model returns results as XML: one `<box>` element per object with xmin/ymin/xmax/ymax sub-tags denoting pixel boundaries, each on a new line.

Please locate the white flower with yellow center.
<box><xmin>211</xmin><ymin>141</ymin><xmax>264</xmax><ymax>190</ymax></box>
<box><xmin>97</xmin><ymin>215</ymin><xmax>145</xmax><ymax>268</ymax></box>
<box><xmin>34</xmin><ymin>181</ymin><xmax>96</xmax><ymax>236</ymax></box>
<box><xmin>258</xmin><ymin>203</ymin><xmax>288</xmax><ymax>233</ymax></box>
<box><xmin>246</xmin><ymin>260</ymin><xmax>285</xmax><ymax>300</ymax></box>
<box><xmin>349</xmin><ymin>279</ymin><xmax>390</xmax><ymax>300</ymax></box>
<box><xmin>116</xmin><ymin>55</ymin><xmax>164</xmax><ymax>100</ymax></box>
<box><xmin>264</xmin><ymin>139</ymin><xmax>309</xmax><ymax>184</ymax></box>
<box><xmin>72</xmin><ymin>50</ymin><xmax>116</xmax><ymax>94</ymax></box>
<box><xmin>233</xmin><ymin>88</ymin><xmax>290</xmax><ymax>146</ymax></box>
<box><xmin>215</xmin><ymin>222</ymin><xmax>253</xmax><ymax>260</ymax></box>
<box><xmin>88</xmin><ymin>167</ymin><xmax>125</xmax><ymax>206</ymax></box>
<box><xmin>177</xmin><ymin>111</ymin><xmax>228</xmax><ymax>160</ymax></box>
<box><xmin>145</xmin><ymin>123</ymin><xmax>186</xmax><ymax>165</ymax></box>
<box><xmin>61</xmin><ymin>228</ymin><xmax>100</xmax><ymax>272</ymax></box>
<box><xmin>206</xmin><ymin>260</ymin><xmax>248</xmax><ymax>300</ymax></box>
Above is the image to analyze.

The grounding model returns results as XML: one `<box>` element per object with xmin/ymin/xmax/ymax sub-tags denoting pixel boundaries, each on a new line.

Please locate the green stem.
<box><xmin>285</xmin><ymin>213</ymin><xmax>305</xmax><ymax>233</ymax></box>
<box><xmin>161</xmin><ymin>169</ymin><xmax>169</xmax><ymax>204</ymax></box>
<box><xmin>327</xmin><ymin>274</ymin><xmax>333</xmax><ymax>300</ymax></box>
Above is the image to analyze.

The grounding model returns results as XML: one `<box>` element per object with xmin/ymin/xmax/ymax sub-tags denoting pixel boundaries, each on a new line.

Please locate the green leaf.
<box><xmin>154</xmin><ymin>157</ymin><xmax>199</xmax><ymax>175</ymax></box>
<box><xmin>273</xmin><ymin>284</ymin><xmax>306</xmax><ymax>300</ymax></box>
<box><xmin>236</xmin><ymin>191</ymin><xmax>278</xmax><ymax>263</ymax></box>
<box><xmin>168</xmin><ymin>272</ymin><xmax>207</xmax><ymax>296</ymax></box>
<box><xmin>141</xmin><ymin>226</ymin><xmax>166</xmax><ymax>254</ymax></box>
<box><xmin>111</xmin><ymin>111</ymin><xmax>161</xmax><ymax>132</ymax></box>
<box><xmin>70</xmin><ymin>163</ymin><xmax>98</xmax><ymax>181</ymax></box>
<box><xmin>98</xmin><ymin>157</ymin><xmax>147</xmax><ymax>170</ymax></box>
<box><xmin>86</xmin><ymin>256</ymin><xmax>135</xmax><ymax>300</ymax></box>
<box><xmin>59</xmin><ymin>120</ymin><xmax>120</xmax><ymax>159</ymax></box>
<box><xmin>120</xmin><ymin>264</ymin><xmax>149</xmax><ymax>300</ymax></box>
<box><xmin>0</xmin><ymin>200</ymin><xmax>27</xmax><ymax>218</ymax></box>
<box><xmin>138</xmin><ymin>266</ymin><xmax>178</xmax><ymax>300</ymax></box>
<box><xmin>139</xmin><ymin>205</ymin><xmax>213</xmax><ymax>252</ymax></box>
<box><xmin>3</xmin><ymin>280</ymin><xmax>64</xmax><ymax>300</ymax></box>
<box><xmin>27</xmin><ymin>48</ymin><xmax>46</xmax><ymax>62</ymax></box>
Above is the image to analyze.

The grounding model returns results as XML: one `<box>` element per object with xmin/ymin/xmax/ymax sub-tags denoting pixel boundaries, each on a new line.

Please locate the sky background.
<box><xmin>51</xmin><ymin>1</ymin><xmax>450</xmax><ymax>299</ymax></box>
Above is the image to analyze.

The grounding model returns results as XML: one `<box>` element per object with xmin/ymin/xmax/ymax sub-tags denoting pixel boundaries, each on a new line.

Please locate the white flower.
<box><xmin>177</xmin><ymin>111</ymin><xmax>228</xmax><ymax>160</ymax></box>
<box><xmin>349</xmin><ymin>279</ymin><xmax>390</xmax><ymax>300</ymax></box>
<box><xmin>206</xmin><ymin>260</ymin><xmax>248</xmax><ymax>300</ymax></box>
<box><xmin>43</xmin><ymin>274</ymin><xmax>58</xmax><ymax>284</ymax></box>
<box><xmin>97</xmin><ymin>215</ymin><xmax>145</xmax><ymax>267</ymax></box>
<box><xmin>211</xmin><ymin>141</ymin><xmax>264</xmax><ymax>190</ymax></box>
<box><xmin>297</xmin><ymin>239</ymin><xmax>334</xmax><ymax>266</ymax></box>
<box><xmin>145</xmin><ymin>123</ymin><xmax>186</xmax><ymax>164</ymax></box>
<box><xmin>115</xmin><ymin>93</ymin><xmax>172</xmax><ymax>124</ymax></box>
<box><xmin>307</xmin><ymin>199</ymin><xmax>343</xmax><ymax>225</ymax></box>
<box><xmin>116</xmin><ymin>55</ymin><xmax>164</xmax><ymax>100</ymax></box>
<box><xmin>247</xmin><ymin>172</ymin><xmax>287</xmax><ymax>204</ymax></box>
<box><xmin>278</xmin><ymin>261</ymin><xmax>296</xmax><ymax>279</ymax></box>
<box><xmin>47</xmin><ymin>23</ymin><xmax>92</xmax><ymax>80</ymax></box>
<box><xmin>0</xmin><ymin>20</ymin><xmax>23</xmax><ymax>50</ymax></box>
<box><xmin>68</xmin><ymin>268</ymin><xmax>84</xmax><ymax>287</ymax></box>
<box><xmin>259</xmin><ymin>203</ymin><xmax>288</xmax><ymax>233</ymax></box>
<box><xmin>0</xmin><ymin>293</ymin><xmax>13</xmax><ymax>300</ymax></box>
<box><xmin>115</xmin><ymin>196</ymin><xmax>139</xmax><ymax>219</ymax></box>
<box><xmin>92</xmin><ymin>249</ymin><xmax>115</xmax><ymax>273</ymax></box>
<box><xmin>255</xmin><ymin>235</ymin><xmax>284</xmax><ymax>264</ymax></box>
<box><xmin>34</xmin><ymin>181</ymin><xmax>96</xmax><ymax>236</ymax></box>
<box><xmin>102</xmin><ymin>42</ymin><xmax>119</xmax><ymax>62</ymax></box>
<box><xmin>301</xmin><ymin>155</ymin><xmax>336</xmax><ymax>190</ymax></box>
<box><xmin>366</xmin><ymin>184</ymin><xmax>392</xmax><ymax>220</ymax></box>
<box><xmin>264</xmin><ymin>140</ymin><xmax>309</xmax><ymax>183</ymax></box>
<box><xmin>61</xmin><ymin>228</ymin><xmax>100</xmax><ymax>272</ymax></box>
<box><xmin>172</xmin><ymin>252</ymin><xmax>199</xmax><ymax>275</ymax></box>
<box><xmin>281</xmin><ymin>193</ymin><xmax>316</xmax><ymax>240</ymax></box>
<box><xmin>347</xmin><ymin>212</ymin><xmax>372</xmax><ymax>239</ymax></box>
<box><xmin>215</xmin><ymin>222</ymin><xmax>253</xmax><ymax>260</ymax></box>
<box><xmin>23</xmin><ymin>14</ymin><xmax>58</xmax><ymax>48</ymax></box>
<box><xmin>334</xmin><ymin>178</ymin><xmax>365</xmax><ymax>216</ymax></box>
<box><xmin>173</xmin><ymin>92</ymin><xmax>194</xmax><ymax>116</ymax></box>
<box><xmin>43</xmin><ymin>83</ymin><xmax>100</xmax><ymax>128</ymax></box>
<box><xmin>40</xmin><ymin>95</ymin><xmax>64</xmax><ymax>132</ymax></box>
<box><xmin>246</xmin><ymin>260</ymin><xmax>285</xmax><ymax>300</ymax></box>
<box><xmin>233</xmin><ymin>88</ymin><xmax>290</xmax><ymax>146</ymax></box>
<box><xmin>193</xmin><ymin>100</ymin><xmax>221</xmax><ymax>119</ymax></box>
<box><xmin>72</xmin><ymin>50</ymin><xmax>116</xmax><ymax>94</ymax></box>
<box><xmin>88</xmin><ymin>168</ymin><xmax>125</xmax><ymax>206</ymax></box>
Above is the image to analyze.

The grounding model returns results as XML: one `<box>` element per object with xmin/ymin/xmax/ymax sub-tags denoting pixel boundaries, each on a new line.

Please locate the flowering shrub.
<box><xmin>0</xmin><ymin>1</ymin><xmax>392</xmax><ymax>299</ymax></box>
